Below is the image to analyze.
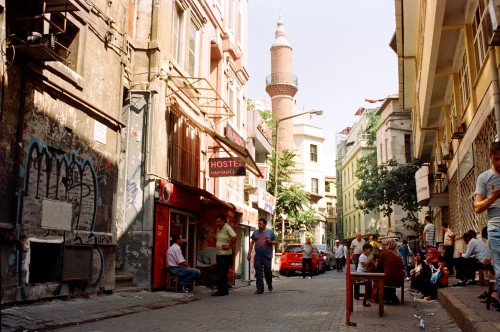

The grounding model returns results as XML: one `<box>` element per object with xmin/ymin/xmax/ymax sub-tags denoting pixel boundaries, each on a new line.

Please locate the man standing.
<box><xmin>474</xmin><ymin>141</ymin><xmax>500</xmax><ymax>309</ymax></box>
<box><xmin>247</xmin><ymin>218</ymin><xmax>277</xmax><ymax>294</ymax></box>
<box><xmin>398</xmin><ymin>240</ymin><xmax>413</xmax><ymax>280</ymax></box>
<box><xmin>350</xmin><ymin>232</ymin><xmax>365</xmax><ymax>270</ymax></box>
<box><xmin>301</xmin><ymin>237</ymin><xmax>314</xmax><ymax>279</ymax></box>
<box><xmin>422</xmin><ymin>216</ymin><xmax>436</xmax><ymax>248</ymax></box>
<box><xmin>212</xmin><ymin>214</ymin><xmax>237</xmax><ymax>297</ymax></box>
<box><xmin>334</xmin><ymin>240</ymin><xmax>344</xmax><ymax>272</ymax></box>
<box><xmin>166</xmin><ymin>234</ymin><xmax>200</xmax><ymax>293</ymax></box>
<box><xmin>441</xmin><ymin>222</ymin><xmax>456</xmax><ymax>275</ymax></box>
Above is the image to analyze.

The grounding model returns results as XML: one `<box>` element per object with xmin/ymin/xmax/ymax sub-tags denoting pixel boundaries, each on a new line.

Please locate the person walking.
<box><xmin>301</xmin><ymin>237</ymin><xmax>314</xmax><ymax>279</ymax></box>
<box><xmin>441</xmin><ymin>222</ymin><xmax>456</xmax><ymax>275</ymax></box>
<box><xmin>422</xmin><ymin>216</ymin><xmax>436</xmax><ymax>248</ymax></box>
<box><xmin>334</xmin><ymin>240</ymin><xmax>344</xmax><ymax>272</ymax></box>
<box><xmin>247</xmin><ymin>218</ymin><xmax>277</xmax><ymax>294</ymax></box>
<box><xmin>398</xmin><ymin>240</ymin><xmax>413</xmax><ymax>280</ymax></box>
<box><xmin>212</xmin><ymin>214</ymin><xmax>237</xmax><ymax>297</ymax></box>
<box><xmin>166</xmin><ymin>234</ymin><xmax>200</xmax><ymax>293</ymax></box>
<box><xmin>350</xmin><ymin>233</ymin><xmax>366</xmax><ymax>270</ymax></box>
<box><xmin>474</xmin><ymin>140</ymin><xmax>500</xmax><ymax>311</ymax></box>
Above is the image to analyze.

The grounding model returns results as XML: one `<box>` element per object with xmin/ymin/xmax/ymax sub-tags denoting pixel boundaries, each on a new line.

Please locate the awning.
<box><xmin>427</xmin><ymin>193</ymin><xmax>449</xmax><ymax>207</ymax></box>
<box><xmin>231</xmin><ymin>201</ymin><xmax>258</xmax><ymax>229</ymax></box>
<box><xmin>205</xmin><ymin>129</ymin><xmax>264</xmax><ymax>179</ymax></box>
<box><xmin>170</xmin><ymin>179</ymin><xmax>234</xmax><ymax>209</ymax></box>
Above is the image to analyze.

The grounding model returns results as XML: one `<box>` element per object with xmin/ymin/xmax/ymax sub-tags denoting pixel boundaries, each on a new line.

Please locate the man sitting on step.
<box><xmin>166</xmin><ymin>234</ymin><xmax>200</xmax><ymax>293</ymax></box>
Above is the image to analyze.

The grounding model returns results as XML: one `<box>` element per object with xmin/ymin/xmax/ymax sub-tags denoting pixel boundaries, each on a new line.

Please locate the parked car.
<box><xmin>279</xmin><ymin>243</ymin><xmax>325</xmax><ymax>277</ymax></box>
<box><xmin>315</xmin><ymin>244</ymin><xmax>335</xmax><ymax>271</ymax></box>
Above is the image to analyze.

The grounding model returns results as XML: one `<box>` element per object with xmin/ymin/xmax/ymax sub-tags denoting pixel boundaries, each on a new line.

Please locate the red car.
<box><xmin>279</xmin><ymin>243</ymin><xmax>326</xmax><ymax>276</ymax></box>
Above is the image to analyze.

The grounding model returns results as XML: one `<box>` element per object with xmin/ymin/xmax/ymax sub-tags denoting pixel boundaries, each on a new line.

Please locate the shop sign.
<box><xmin>232</xmin><ymin>201</ymin><xmax>258</xmax><ymax>229</ymax></box>
<box><xmin>256</xmin><ymin>163</ymin><xmax>270</xmax><ymax>181</ymax></box>
<box><xmin>258</xmin><ymin>187</ymin><xmax>275</xmax><ymax>213</ymax></box>
<box><xmin>209</xmin><ymin>158</ymin><xmax>246</xmax><ymax>177</ymax></box>
<box><xmin>225</xmin><ymin>123</ymin><xmax>245</xmax><ymax>148</ymax></box>
<box><xmin>158</xmin><ymin>181</ymin><xmax>200</xmax><ymax>212</ymax></box>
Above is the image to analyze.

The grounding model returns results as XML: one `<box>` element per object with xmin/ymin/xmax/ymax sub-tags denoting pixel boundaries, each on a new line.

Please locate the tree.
<box><xmin>355</xmin><ymin>151</ymin><xmax>422</xmax><ymax>235</ymax></box>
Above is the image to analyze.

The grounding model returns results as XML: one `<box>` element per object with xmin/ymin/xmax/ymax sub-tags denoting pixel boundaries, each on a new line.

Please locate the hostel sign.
<box><xmin>209</xmin><ymin>158</ymin><xmax>246</xmax><ymax>177</ymax></box>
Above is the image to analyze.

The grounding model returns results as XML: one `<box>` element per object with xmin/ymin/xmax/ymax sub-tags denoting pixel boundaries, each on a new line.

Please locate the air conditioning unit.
<box><xmin>451</xmin><ymin>116</ymin><xmax>464</xmax><ymax>139</ymax></box>
<box><xmin>244</xmin><ymin>173</ymin><xmax>257</xmax><ymax>191</ymax></box>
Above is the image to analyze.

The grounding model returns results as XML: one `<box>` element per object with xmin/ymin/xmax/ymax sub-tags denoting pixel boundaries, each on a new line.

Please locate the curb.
<box><xmin>438</xmin><ymin>288</ymin><xmax>497</xmax><ymax>332</ymax></box>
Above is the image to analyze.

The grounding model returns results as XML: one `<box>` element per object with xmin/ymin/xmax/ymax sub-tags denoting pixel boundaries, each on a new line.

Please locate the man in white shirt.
<box><xmin>452</xmin><ymin>232</ymin><xmax>491</xmax><ymax>286</ymax></box>
<box><xmin>350</xmin><ymin>233</ymin><xmax>366</xmax><ymax>270</ymax></box>
<box><xmin>334</xmin><ymin>240</ymin><xmax>344</xmax><ymax>272</ymax></box>
<box><xmin>166</xmin><ymin>234</ymin><xmax>200</xmax><ymax>293</ymax></box>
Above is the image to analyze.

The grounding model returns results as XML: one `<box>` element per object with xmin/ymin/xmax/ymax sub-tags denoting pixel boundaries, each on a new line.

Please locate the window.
<box><xmin>6</xmin><ymin>0</ymin><xmax>82</xmax><ymax>72</ymax></box>
<box><xmin>311</xmin><ymin>178</ymin><xmax>319</xmax><ymax>194</ymax></box>
<box><xmin>459</xmin><ymin>52</ymin><xmax>470</xmax><ymax>109</ymax></box>
<box><xmin>167</xmin><ymin>107</ymin><xmax>201</xmax><ymax>186</ymax></box>
<box><xmin>404</xmin><ymin>134</ymin><xmax>412</xmax><ymax>163</ymax></box>
<box><xmin>310</xmin><ymin>144</ymin><xmax>318</xmax><ymax>162</ymax></box>
<box><xmin>472</xmin><ymin>0</ymin><xmax>492</xmax><ymax>75</ymax></box>
<box><xmin>172</xmin><ymin>3</ymin><xmax>184</xmax><ymax>64</ymax></box>
<box><xmin>325</xmin><ymin>182</ymin><xmax>330</xmax><ymax>192</ymax></box>
<box><xmin>187</xmin><ymin>23</ymin><xmax>199</xmax><ymax>76</ymax></box>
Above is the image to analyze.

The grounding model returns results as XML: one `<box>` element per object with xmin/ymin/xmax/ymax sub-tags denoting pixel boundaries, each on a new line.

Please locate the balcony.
<box><xmin>265</xmin><ymin>73</ymin><xmax>298</xmax><ymax>97</ymax></box>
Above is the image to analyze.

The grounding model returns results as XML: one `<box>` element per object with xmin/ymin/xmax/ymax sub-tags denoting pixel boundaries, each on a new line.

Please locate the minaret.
<box><xmin>266</xmin><ymin>15</ymin><xmax>298</xmax><ymax>152</ymax></box>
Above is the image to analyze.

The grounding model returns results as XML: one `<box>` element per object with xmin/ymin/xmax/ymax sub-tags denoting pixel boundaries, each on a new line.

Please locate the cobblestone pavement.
<box><xmin>1</xmin><ymin>269</ymin><xmax>460</xmax><ymax>332</ymax></box>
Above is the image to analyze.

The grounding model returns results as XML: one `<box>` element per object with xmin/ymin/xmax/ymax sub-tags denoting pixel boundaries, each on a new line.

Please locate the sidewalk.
<box><xmin>437</xmin><ymin>276</ymin><xmax>500</xmax><ymax>332</ymax></box>
<box><xmin>1</xmin><ymin>277</ymin><xmax>498</xmax><ymax>332</ymax></box>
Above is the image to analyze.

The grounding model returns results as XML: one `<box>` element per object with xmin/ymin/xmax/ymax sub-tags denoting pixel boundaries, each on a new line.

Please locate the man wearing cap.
<box><xmin>166</xmin><ymin>234</ymin><xmax>200</xmax><ymax>293</ymax></box>
<box><xmin>334</xmin><ymin>240</ymin><xmax>345</xmax><ymax>272</ymax></box>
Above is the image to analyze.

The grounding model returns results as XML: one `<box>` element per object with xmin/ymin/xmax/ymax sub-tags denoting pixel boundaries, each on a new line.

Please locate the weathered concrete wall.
<box><xmin>0</xmin><ymin>0</ymin><xmax>127</xmax><ymax>304</ymax></box>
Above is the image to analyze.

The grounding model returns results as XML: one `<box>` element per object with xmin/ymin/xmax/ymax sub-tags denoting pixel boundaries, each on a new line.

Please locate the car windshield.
<box><xmin>315</xmin><ymin>244</ymin><xmax>326</xmax><ymax>251</ymax></box>
<box><xmin>284</xmin><ymin>245</ymin><xmax>302</xmax><ymax>253</ymax></box>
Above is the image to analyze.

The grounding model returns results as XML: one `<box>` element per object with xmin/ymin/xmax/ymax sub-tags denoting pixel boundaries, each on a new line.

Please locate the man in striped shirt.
<box><xmin>423</xmin><ymin>216</ymin><xmax>436</xmax><ymax>248</ymax></box>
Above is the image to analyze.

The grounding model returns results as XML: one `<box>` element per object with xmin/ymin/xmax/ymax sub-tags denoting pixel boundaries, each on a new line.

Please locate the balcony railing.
<box><xmin>265</xmin><ymin>73</ymin><xmax>298</xmax><ymax>87</ymax></box>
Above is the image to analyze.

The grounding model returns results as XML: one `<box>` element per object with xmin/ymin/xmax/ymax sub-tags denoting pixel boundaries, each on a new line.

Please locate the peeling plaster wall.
<box><xmin>0</xmin><ymin>0</ymin><xmax>126</xmax><ymax>304</ymax></box>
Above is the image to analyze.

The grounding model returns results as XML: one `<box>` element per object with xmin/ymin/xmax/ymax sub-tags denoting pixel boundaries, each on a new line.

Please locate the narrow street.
<box><xmin>49</xmin><ymin>269</ymin><xmax>459</xmax><ymax>332</ymax></box>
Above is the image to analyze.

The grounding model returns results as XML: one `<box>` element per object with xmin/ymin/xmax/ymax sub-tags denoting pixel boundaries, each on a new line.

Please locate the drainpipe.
<box><xmin>489</xmin><ymin>48</ymin><xmax>500</xmax><ymax>138</ymax></box>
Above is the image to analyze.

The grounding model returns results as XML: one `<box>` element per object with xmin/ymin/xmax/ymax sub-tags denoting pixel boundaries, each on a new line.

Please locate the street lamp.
<box><xmin>272</xmin><ymin>109</ymin><xmax>323</xmax><ymax>251</ymax></box>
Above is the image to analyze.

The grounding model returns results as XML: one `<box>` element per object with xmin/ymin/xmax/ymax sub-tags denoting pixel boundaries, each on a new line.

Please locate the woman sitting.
<box><xmin>421</xmin><ymin>255</ymin><xmax>449</xmax><ymax>301</ymax></box>
<box><xmin>409</xmin><ymin>252</ymin><xmax>431</xmax><ymax>294</ymax></box>
<box><xmin>374</xmin><ymin>239</ymin><xmax>405</xmax><ymax>305</ymax></box>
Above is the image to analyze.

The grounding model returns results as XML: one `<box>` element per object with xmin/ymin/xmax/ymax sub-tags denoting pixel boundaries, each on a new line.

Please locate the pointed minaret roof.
<box><xmin>271</xmin><ymin>14</ymin><xmax>292</xmax><ymax>49</ymax></box>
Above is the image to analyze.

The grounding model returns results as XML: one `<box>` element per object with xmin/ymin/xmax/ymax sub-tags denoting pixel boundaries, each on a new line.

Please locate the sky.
<box><xmin>247</xmin><ymin>0</ymin><xmax>398</xmax><ymax>174</ymax></box>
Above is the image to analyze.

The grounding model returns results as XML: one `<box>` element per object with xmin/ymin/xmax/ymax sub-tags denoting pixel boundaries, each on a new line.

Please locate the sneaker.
<box><xmin>254</xmin><ymin>290</ymin><xmax>264</xmax><ymax>294</ymax></box>
<box><xmin>181</xmin><ymin>287</ymin><xmax>189</xmax><ymax>293</ymax></box>
<box><xmin>268</xmin><ymin>286</ymin><xmax>273</xmax><ymax>292</ymax></box>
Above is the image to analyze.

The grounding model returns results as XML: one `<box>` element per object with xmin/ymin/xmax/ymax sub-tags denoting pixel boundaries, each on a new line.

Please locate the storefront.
<box><xmin>152</xmin><ymin>180</ymin><xmax>238</xmax><ymax>289</ymax></box>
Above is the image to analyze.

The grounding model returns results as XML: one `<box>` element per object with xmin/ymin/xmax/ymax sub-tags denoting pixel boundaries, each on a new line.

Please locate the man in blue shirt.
<box><xmin>247</xmin><ymin>218</ymin><xmax>277</xmax><ymax>294</ymax></box>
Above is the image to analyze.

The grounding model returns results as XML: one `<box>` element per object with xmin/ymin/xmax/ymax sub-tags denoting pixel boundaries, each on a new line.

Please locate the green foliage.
<box><xmin>365</xmin><ymin>109</ymin><xmax>381</xmax><ymax>146</ymax></box>
<box><xmin>355</xmin><ymin>151</ymin><xmax>422</xmax><ymax>235</ymax></box>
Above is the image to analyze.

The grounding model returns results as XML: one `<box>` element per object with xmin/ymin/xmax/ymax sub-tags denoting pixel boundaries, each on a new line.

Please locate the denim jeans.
<box><xmin>254</xmin><ymin>254</ymin><xmax>272</xmax><ymax>291</ymax></box>
<box><xmin>168</xmin><ymin>266</ymin><xmax>200</xmax><ymax>289</ymax></box>
<box><xmin>487</xmin><ymin>224</ymin><xmax>500</xmax><ymax>300</ymax></box>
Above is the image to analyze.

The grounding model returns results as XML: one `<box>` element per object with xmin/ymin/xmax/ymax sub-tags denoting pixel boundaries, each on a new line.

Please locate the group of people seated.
<box><xmin>354</xmin><ymin>239</ymin><xmax>405</xmax><ymax>306</ymax></box>
<box><xmin>408</xmin><ymin>247</ymin><xmax>449</xmax><ymax>301</ymax></box>
<box><xmin>354</xmin><ymin>228</ymin><xmax>495</xmax><ymax>307</ymax></box>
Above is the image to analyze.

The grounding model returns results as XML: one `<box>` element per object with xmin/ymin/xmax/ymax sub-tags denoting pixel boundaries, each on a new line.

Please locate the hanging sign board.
<box><xmin>209</xmin><ymin>158</ymin><xmax>246</xmax><ymax>177</ymax></box>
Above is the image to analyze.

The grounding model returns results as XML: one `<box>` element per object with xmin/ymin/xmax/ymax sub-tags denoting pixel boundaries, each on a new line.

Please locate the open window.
<box><xmin>6</xmin><ymin>0</ymin><xmax>80</xmax><ymax>69</ymax></box>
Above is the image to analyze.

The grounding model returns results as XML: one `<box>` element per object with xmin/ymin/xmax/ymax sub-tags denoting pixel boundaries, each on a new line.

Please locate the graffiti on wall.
<box><xmin>20</xmin><ymin>138</ymin><xmax>98</xmax><ymax>232</ymax></box>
